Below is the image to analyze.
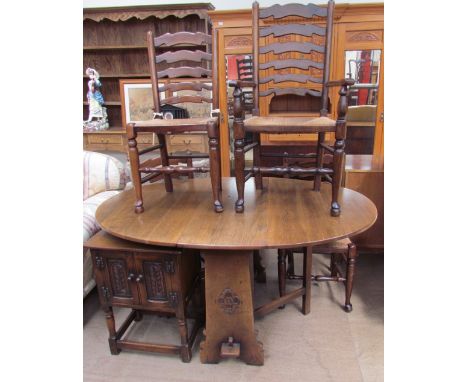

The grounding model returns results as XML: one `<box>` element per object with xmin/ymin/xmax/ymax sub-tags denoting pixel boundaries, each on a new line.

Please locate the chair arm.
<box><xmin>325</xmin><ymin>78</ymin><xmax>355</xmax><ymax>87</ymax></box>
<box><xmin>228</xmin><ymin>79</ymin><xmax>256</xmax><ymax>89</ymax></box>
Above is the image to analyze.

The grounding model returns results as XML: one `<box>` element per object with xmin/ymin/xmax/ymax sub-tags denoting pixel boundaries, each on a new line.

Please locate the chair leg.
<box><xmin>331</xmin><ymin>134</ymin><xmax>345</xmax><ymax>217</ymax></box>
<box><xmin>253</xmin><ymin>250</ymin><xmax>266</xmax><ymax>283</ymax></box>
<box><xmin>277</xmin><ymin>249</ymin><xmax>286</xmax><ymax>309</ymax></box>
<box><xmin>207</xmin><ymin>121</ymin><xmax>223</xmax><ymax>212</ymax></box>
<box><xmin>187</xmin><ymin>158</ymin><xmax>194</xmax><ymax>179</ymax></box>
<box><xmin>127</xmin><ymin>123</ymin><xmax>144</xmax><ymax>213</ymax></box>
<box><xmin>330</xmin><ymin>253</ymin><xmax>338</xmax><ymax>277</ymax></box>
<box><xmin>217</xmin><ymin>143</ymin><xmax>222</xmax><ymax>191</ymax></box>
<box><xmin>302</xmin><ymin>246</ymin><xmax>312</xmax><ymax>315</ymax></box>
<box><xmin>233</xmin><ymin>121</ymin><xmax>246</xmax><ymax>213</ymax></box>
<box><xmin>344</xmin><ymin>243</ymin><xmax>357</xmax><ymax>312</ymax></box>
<box><xmin>157</xmin><ymin>134</ymin><xmax>173</xmax><ymax>193</ymax></box>
<box><xmin>314</xmin><ymin>132</ymin><xmax>325</xmax><ymax>191</ymax></box>
<box><xmin>252</xmin><ymin>132</ymin><xmax>263</xmax><ymax>190</ymax></box>
<box><xmin>286</xmin><ymin>250</ymin><xmax>295</xmax><ymax>278</ymax></box>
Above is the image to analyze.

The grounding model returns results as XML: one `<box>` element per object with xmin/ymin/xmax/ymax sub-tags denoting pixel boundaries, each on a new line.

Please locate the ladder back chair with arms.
<box><xmin>229</xmin><ymin>0</ymin><xmax>354</xmax><ymax>215</ymax></box>
<box><xmin>127</xmin><ymin>30</ymin><xmax>223</xmax><ymax>213</ymax></box>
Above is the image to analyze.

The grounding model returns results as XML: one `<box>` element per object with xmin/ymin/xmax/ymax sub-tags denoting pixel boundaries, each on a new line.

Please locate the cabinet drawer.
<box><xmin>167</xmin><ymin>134</ymin><xmax>208</xmax><ymax>154</ymax></box>
<box><xmin>137</xmin><ymin>133</ymin><xmax>155</xmax><ymax>145</ymax></box>
<box><xmin>87</xmin><ymin>134</ymin><xmax>123</xmax><ymax>145</ymax></box>
<box><xmin>168</xmin><ymin>134</ymin><xmax>204</xmax><ymax>145</ymax></box>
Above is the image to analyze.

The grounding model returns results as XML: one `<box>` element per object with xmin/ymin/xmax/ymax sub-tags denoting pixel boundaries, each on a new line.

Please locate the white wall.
<box><xmin>83</xmin><ymin>0</ymin><xmax>379</xmax><ymax>10</ymax></box>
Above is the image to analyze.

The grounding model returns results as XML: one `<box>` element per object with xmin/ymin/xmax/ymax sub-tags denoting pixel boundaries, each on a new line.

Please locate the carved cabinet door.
<box><xmin>132</xmin><ymin>253</ymin><xmax>177</xmax><ymax>311</ymax></box>
<box><xmin>92</xmin><ymin>250</ymin><xmax>140</xmax><ymax>306</ymax></box>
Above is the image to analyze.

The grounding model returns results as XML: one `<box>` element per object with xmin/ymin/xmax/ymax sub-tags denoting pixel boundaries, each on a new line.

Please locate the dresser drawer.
<box><xmin>87</xmin><ymin>134</ymin><xmax>123</xmax><ymax>145</ymax></box>
<box><xmin>167</xmin><ymin>134</ymin><xmax>208</xmax><ymax>154</ymax></box>
<box><xmin>168</xmin><ymin>134</ymin><xmax>204</xmax><ymax>146</ymax></box>
<box><xmin>137</xmin><ymin>133</ymin><xmax>156</xmax><ymax>146</ymax></box>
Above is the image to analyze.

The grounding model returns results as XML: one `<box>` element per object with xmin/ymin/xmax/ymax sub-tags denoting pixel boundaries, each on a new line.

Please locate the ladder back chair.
<box><xmin>229</xmin><ymin>0</ymin><xmax>354</xmax><ymax>215</ymax></box>
<box><xmin>278</xmin><ymin>238</ymin><xmax>358</xmax><ymax>312</ymax></box>
<box><xmin>127</xmin><ymin>30</ymin><xmax>223</xmax><ymax>213</ymax></box>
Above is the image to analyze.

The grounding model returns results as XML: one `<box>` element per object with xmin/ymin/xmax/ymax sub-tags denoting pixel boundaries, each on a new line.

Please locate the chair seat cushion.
<box><xmin>244</xmin><ymin>116</ymin><xmax>336</xmax><ymax>133</ymax></box>
<box><xmin>134</xmin><ymin>117</ymin><xmax>218</xmax><ymax>132</ymax></box>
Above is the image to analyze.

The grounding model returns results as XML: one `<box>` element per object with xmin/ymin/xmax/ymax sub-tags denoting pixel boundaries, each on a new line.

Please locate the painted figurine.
<box><xmin>83</xmin><ymin>67</ymin><xmax>109</xmax><ymax>131</ymax></box>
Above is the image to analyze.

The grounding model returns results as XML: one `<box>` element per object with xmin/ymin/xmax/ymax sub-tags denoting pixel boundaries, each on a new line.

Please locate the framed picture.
<box><xmin>171</xmin><ymin>81</ymin><xmax>212</xmax><ymax>118</ymax></box>
<box><xmin>119</xmin><ymin>79</ymin><xmax>165</xmax><ymax>128</ymax></box>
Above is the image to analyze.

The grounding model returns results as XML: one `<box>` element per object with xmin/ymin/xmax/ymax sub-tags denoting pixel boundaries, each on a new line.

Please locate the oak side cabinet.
<box><xmin>85</xmin><ymin>230</ymin><xmax>204</xmax><ymax>362</ymax></box>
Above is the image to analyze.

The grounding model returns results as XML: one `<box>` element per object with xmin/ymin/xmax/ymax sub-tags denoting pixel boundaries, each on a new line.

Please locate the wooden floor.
<box><xmin>84</xmin><ymin>250</ymin><xmax>383</xmax><ymax>382</ymax></box>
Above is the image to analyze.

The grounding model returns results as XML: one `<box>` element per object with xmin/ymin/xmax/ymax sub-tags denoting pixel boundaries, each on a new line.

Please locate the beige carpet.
<box><xmin>84</xmin><ymin>250</ymin><xmax>383</xmax><ymax>382</ymax></box>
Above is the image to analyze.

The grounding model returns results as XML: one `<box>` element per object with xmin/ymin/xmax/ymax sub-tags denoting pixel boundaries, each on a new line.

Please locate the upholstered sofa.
<box><xmin>83</xmin><ymin>151</ymin><xmax>127</xmax><ymax>297</ymax></box>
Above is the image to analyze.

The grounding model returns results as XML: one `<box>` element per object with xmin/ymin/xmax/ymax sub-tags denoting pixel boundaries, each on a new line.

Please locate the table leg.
<box><xmin>200</xmin><ymin>250</ymin><xmax>264</xmax><ymax>365</ymax></box>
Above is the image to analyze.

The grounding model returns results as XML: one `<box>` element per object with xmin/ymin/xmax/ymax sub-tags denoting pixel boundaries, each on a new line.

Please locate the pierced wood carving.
<box><xmin>216</xmin><ymin>288</ymin><xmax>242</xmax><ymax>314</ymax></box>
<box><xmin>143</xmin><ymin>261</ymin><xmax>167</xmax><ymax>301</ymax></box>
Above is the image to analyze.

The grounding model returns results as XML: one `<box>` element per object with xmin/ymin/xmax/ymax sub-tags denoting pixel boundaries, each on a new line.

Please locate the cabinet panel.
<box><xmin>133</xmin><ymin>253</ymin><xmax>175</xmax><ymax>311</ymax></box>
<box><xmin>93</xmin><ymin>250</ymin><xmax>139</xmax><ymax>306</ymax></box>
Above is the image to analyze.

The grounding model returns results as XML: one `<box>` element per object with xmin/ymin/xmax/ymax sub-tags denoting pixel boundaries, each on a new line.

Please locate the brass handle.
<box><xmin>127</xmin><ymin>273</ymin><xmax>135</xmax><ymax>281</ymax></box>
<box><xmin>100</xmin><ymin>138</ymin><xmax>109</xmax><ymax>143</ymax></box>
<box><xmin>183</xmin><ymin>139</ymin><xmax>192</xmax><ymax>145</ymax></box>
<box><xmin>135</xmin><ymin>274</ymin><xmax>144</xmax><ymax>283</ymax></box>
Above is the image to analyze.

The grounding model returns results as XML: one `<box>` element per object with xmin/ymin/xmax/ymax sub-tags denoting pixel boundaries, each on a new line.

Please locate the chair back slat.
<box><xmin>159</xmin><ymin>82</ymin><xmax>213</xmax><ymax>93</ymax></box>
<box><xmin>259</xmin><ymin>3</ymin><xmax>327</xmax><ymax>19</ymax></box>
<box><xmin>260</xmin><ymin>42</ymin><xmax>325</xmax><ymax>55</ymax></box>
<box><xmin>259</xmin><ymin>59</ymin><xmax>323</xmax><ymax>71</ymax></box>
<box><xmin>259</xmin><ymin>74</ymin><xmax>322</xmax><ymax>84</ymax></box>
<box><xmin>154</xmin><ymin>31</ymin><xmax>212</xmax><ymax>47</ymax></box>
<box><xmin>259</xmin><ymin>87</ymin><xmax>322</xmax><ymax>98</ymax></box>
<box><xmin>260</xmin><ymin>24</ymin><xmax>326</xmax><ymax>38</ymax></box>
<box><xmin>157</xmin><ymin>66</ymin><xmax>211</xmax><ymax>79</ymax></box>
<box><xmin>148</xmin><ymin>29</ymin><xmax>216</xmax><ymax>114</ymax></box>
<box><xmin>252</xmin><ymin>0</ymin><xmax>334</xmax><ymax>114</ymax></box>
<box><xmin>161</xmin><ymin>95</ymin><xmax>213</xmax><ymax>105</ymax></box>
<box><xmin>156</xmin><ymin>50</ymin><xmax>212</xmax><ymax>64</ymax></box>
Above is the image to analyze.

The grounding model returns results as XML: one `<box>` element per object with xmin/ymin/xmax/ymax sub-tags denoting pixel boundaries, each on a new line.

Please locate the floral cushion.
<box><xmin>83</xmin><ymin>151</ymin><xmax>126</xmax><ymax>200</ymax></box>
<box><xmin>83</xmin><ymin>190</ymin><xmax>120</xmax><ymax>242</ymax></box>
<box><xmin>83</xmin><ymin>189</ymin><xmax>120</xmax><ymax>298</ymax></box>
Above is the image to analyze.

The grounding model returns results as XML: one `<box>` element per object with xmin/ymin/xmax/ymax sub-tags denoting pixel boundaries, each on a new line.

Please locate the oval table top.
<box><xmin>96</xmin><ymin>177</ymin><xmax>377</xmax><ymax>250</ymax></box>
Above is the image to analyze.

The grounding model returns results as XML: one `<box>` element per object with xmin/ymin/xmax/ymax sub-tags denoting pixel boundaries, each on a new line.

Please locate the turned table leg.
<box><xmin>200</xmin><ymin>250</ymin><xmax>264</xmax><ymax>365</ymax></box>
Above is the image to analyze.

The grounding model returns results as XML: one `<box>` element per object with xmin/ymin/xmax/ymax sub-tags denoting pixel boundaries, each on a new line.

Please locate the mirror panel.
<box><xmin>345</xmin><ymin>49</ymin><xmax>381</xmax><ymax>154</ymax></box>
